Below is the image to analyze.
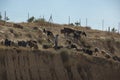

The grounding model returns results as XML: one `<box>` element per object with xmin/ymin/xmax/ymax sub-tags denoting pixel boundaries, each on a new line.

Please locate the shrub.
<box><xmin>34</xmin><ymin>18</ymin><xmax>46</xmax><ymax>23</ymax></box>
<box><xmin>27</xmin><ymin>16</ymin><xmax>35</xmax><ymax>22</ymax></box>
<box><xmin>59</xmin><ymin>49</ymin><xmax>69</xmax><ymax>63</ymax></box>
<box><xmin>85</xmin><ymin>26</ymin><xmax>91</xmax><ymax>30</ymax></box>
<box><xmin>106</xmin><ymin>39</ymin><xmax>115</xmax><ymax>54</ymax></box>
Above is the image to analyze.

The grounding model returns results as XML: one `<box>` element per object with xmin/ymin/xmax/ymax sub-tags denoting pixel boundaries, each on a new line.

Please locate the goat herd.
<box><xmin>1</xmin><ymin>39</ymin><xmax>38</xmax><ymax>49</ymax></box>
<box><xmin>61</xmin><ymin>27</ymin><xmax>87</xmax><ymax>40</ymax></box>
<box><xmin>43</xmin><ymin>27</ymin><xmax>97</xmax><ymax>57</ymax></box>
<box><xmin>0</xmin><ymin>26</ymin><xmax>120</xmax><ymax>62</ymax></box>
<box><xmin>0</xmin><ymin>27</ymin><xmax>87</xmax><ymax>51</ymax></box>
<box><xmin>60</xmin><ymin>28</ymin><xmax>120</xmax><ymax>62</ymax></box>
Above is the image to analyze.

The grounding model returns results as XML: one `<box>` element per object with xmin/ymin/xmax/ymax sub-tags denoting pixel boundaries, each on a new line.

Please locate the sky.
<box><xmin>0</xmin><ymin>0</ymin><xmax>120</xmax><ymax>30</ymax></box>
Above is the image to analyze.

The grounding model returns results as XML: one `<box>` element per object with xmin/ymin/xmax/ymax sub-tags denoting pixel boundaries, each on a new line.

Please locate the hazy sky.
<box><xmin>0</xmin><ymin>0</ymin><xmax>120</xmax><ymax>30</ymax></box>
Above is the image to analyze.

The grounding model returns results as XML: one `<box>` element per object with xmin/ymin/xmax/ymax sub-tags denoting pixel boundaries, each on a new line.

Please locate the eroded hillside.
<box><xmin>0</xmin><ymin>21</ymin><xmax>120</xmax><ymax>80</ymax></box>
<box><xmin>0</xmin><ymin>49</ymin><xmax>120</xmax><ymax>80</ymax></box>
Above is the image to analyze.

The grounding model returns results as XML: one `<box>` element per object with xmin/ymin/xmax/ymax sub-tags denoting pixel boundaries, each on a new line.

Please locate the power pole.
<box><xmin>4</xmin><ymin>11</ymin><xmax>6</xmax><ymax>25</ymax></box>
<box><xmin>27</xmin><ymin>12</ymin><xmax>30</xmax><ymax>24</ymax></box>
<box><xmin>43</xmin><ymin>15</ymin><xmax>44</xmax><ymax>19</ymax></box>
<box><xmin>49</xmin><ymin>14</ymin><xmax>53</xmax><ymax>23</ymax></box>
<box><xmin>68</xmin><ymin>16</ymin><xmax>70</xmax><ymax>24</ymax></box>
<box><xmin>4</xmin><ymin>11</ymin><xmax>6</xmax><ymax>21</ymax></box>
<box><xmin>118</xmin><ymin>22</ymin><xmax>120</xmax><ymax>33</ymax></box>
<box><xmin>102</xmin><ymin>19</ymin><xmax>104</xmax><ymax>31</ymax></box>
<box><xmin>79</xmin><ymin>19</ymin><xmax>81</xmax><ymax>26</ymax></box>
<box><xmin>28</xmin><ymin>12</ymin><xmax>29</xmax><ymax>20</ymax></box>
<box><xmin>86</xmin><ymin>18</ymin><xmax>87</xmax><ymax>27</ymax></box>
<box><xmin>0</xmin><ymin>12</ymin><xmax>2</xmax><ymax>20</ymax></box>
<box><xmin>40</xmin><ymin>15</ymin><xmax>41</xmax><ymax>18</ymax></box>
<box><xmin>108</xmin><ymin>26</ymin><xmax>110</xmax><ymax>32</ymax></box>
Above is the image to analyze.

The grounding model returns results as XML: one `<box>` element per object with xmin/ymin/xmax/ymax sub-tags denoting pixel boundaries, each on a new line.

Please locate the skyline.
<box><xmin>0</xmin><ymin>0</ymin><xmax>120</xmax><ymax>30</ymax></box>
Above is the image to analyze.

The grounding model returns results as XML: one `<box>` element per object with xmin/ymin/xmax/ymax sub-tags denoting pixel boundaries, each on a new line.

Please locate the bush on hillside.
<box><xmin>34</xmin><ymin>18</ymin><xmax>46</xmax><ymax>23</ymax></box>
<box><xmin>59</xmin><ymin>49</ymin><xmax>69</xmax><ymax>63</ymax></box>
<box><xmin>27</xmin><ymin>16</ymin><xmax>35</xmax><ymax>22</ymax></box>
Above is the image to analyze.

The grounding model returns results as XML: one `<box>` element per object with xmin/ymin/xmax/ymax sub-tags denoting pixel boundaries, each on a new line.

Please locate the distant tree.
<box><xmin>69</xmin><ymin>23</ymin><xmax>74</xmax><ymax>26</ymax></box>
<box><xmin>111</xmin><ymin>27</ymin><xmax>117</xmax><ymax>33</ymax></box>
<box><xmin>75</xmin><ymin>22</ymin><xmax>80</xmax><ymax>26</ymax></box>
<box><xmin>34</xmin><ymin>18</ymin><xmax>46</xmax><ymax>23</ymax></box>
<box><xmin>5</xmin><ymin>16</ymin><xmax>9</xmax><ymax>21</ymax></box>
<box><xmin>27</xmin><ymin>16</ymin><xmax>35</xmax><ymax>22</ymax></box>
<box><xmin>108</xmin><ymin>27</ymin><xmax>111</xmax><ymax>32</ymax></box>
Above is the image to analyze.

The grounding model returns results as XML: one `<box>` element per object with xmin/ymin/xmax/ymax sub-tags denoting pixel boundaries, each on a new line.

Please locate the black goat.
<box><xmin>82</xmin><ymin>48</ymin><xmax>93</xmax><ymax>55</ymax></box>
<box><xmin>4</xmin><ymin>39</ymin><xmax>11</xmax><ymax>46</ymax></box>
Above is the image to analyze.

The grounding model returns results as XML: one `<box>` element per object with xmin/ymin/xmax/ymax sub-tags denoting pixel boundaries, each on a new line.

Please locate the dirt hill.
<box><xmin>0</xmin><ymin>21</ymin><xmax>120</xmax><ymax>80</ymax></box>
<box><xmin>0</xmin><ymin>49</ymin><xmax>120</xmax><ymax>80</ymax></box>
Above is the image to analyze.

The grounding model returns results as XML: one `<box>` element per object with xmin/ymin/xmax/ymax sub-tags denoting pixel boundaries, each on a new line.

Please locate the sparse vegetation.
<box><xmin>111</xmin><ymin>27</ymin><xmax>117</xmax><ymax>33</ymax></box>
<box><xmin>0</xmin><ymin>19</ymin><xmax>120</xmax><ymax>80</ymax></box>
<box><xmin>59</xmin><ymin>49</ymin><xmax>69</xmax><ymax>62</ymax></box>
<box><xmin>75</xmin><ymin>21</ymin><xmax>80</xmax><ymax>26</ymax></box>
<box><xmin>34</xmin><ymin>18</ymin><xmax>46</xmax><ymax>23</ymax></box>
<box><xmin>5</xmin><ymin>16</ymin><xmax>9</xmax><ymax>21</ymax></box>
<box><xmin>27</xmin><ymin>16</ymin><xmax>35</xmax><ymax>22</ymax></box>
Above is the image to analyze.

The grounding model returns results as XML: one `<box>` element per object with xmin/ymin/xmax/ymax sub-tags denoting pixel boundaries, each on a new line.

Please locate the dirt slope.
<box><xmin>0</xmin><ymin>21</ymin><xmax>120</xmax><ymax>80</ymax></box>
<box><xmin>0</xmin><ymin>49</ymin><xmax>120</xmax><ymax>80</ymax></box>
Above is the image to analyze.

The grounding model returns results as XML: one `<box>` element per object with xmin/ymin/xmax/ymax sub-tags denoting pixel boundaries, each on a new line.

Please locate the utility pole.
<box><xmin>49</xmin><ymin>14</ymin><xmax>53</xmax><ymax>27</ymax></box>
<box><xmin>40</xmin><ymin>15</ymin><xmax>41</xmax><ymax>19</ymax></box>
<box><xmin>4</xmin><ymin>11</ymin><xmax>6</xmax><ymax>21</ymax></box>
<box><xmin>102</xmin><ymin>19</ymin><xmax>104</xmax><ymax>31</ymax></box>
<box><xmin>108</xmin><ymin>26</ymin><xmax>110</xmax><ymax>32</ymax></box>
<box><xmin>49</xmin><ymin>14</ymin><xmax>53</xmax><ymax>23</ymax></box>
<box><xmin>0</xmin><ymin>12</ymin><xmax>2</xmax><ymax>20</ymax></box>
<box><xmin>118</xmin><ymin>22</ymin><xmax>120</xmax><ymax>33</ymax></box>
<box><xmin>79</xmin><ymin>19</ymin><xmax>81</xmax><ymax>26</ymax></box>
<box><xmin>28</xmin><ymin>12</ymin><xmax>29</xmax><ymax>20</ymax></box>
<box><xmin>27</xmin><ymin>12</ymin><xmax>29</xmax><ymax>24</ymax></box>
<box><xmin>43</xmin><ymin>15</ymin><xmax>44</xmax><ymax>19</ymax></box>
<box><xmin>86</xmin><ymin>18</ymin><xmax>87</xmax><ymax>27</ymax></box>
<box><xmin>68</xmin><ymin>16</ymin><xmax>70</xmax><ymax>25</ymax></box>
<box><xmin>4</xmin><ymin>11</ymin><xmax>6</xmax><ymax>25</ymax></box>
